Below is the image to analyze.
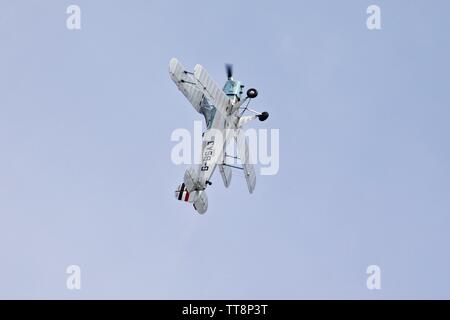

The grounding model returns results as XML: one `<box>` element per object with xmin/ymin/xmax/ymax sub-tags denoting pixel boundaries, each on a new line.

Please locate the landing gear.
<box><xmin>246</xmin><ymin>88</ymin><xmax>258</xmax><ymax>99</ymax></box>
<box><xmin>257</xmin><ymin>111</ymin><xmax>269</xmax><ymax>121</ymax></box>
<box><xmin>240</xmin><ymin>87</ymin><xmax>268</xmax><ymax>122</ymax></box>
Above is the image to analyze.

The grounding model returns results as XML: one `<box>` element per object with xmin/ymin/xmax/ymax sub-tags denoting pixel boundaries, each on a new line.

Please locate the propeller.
<box><xmin>225</xmin><ymin>63</ymin><xmax>233</xmax><ymax>79</ymax></box>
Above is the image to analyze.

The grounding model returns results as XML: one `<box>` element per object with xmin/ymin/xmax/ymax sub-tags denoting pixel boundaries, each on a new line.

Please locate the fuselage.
<box><xmin>196</xmin><ymin>79</ymin><xmax>244</xmax><ymax>188</ymax></box>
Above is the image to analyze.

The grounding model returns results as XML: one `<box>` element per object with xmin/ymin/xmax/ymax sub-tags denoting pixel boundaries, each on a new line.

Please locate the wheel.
<box><xmin>258</xmin><ymin>111</ymin><xmax>269</xmax><ymax>121</ymax></box>
<box><xmin>246</xmin><ymin>88</ymin><xmax>258</xmax><ymax>99</ymax></box>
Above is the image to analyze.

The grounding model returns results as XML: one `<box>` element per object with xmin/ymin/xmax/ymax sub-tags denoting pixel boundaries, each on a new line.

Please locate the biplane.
<box><xmin>169</xmin><ymin>58</ymin><xmax>269</xmax><ymax>214</ymax></box>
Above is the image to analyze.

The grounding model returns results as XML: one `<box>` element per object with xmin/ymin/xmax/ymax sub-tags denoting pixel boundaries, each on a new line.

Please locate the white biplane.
<box><xmin>169</xmin><ymin>58</ymin><xmax>269</xmax><ymax>214</ymax></box>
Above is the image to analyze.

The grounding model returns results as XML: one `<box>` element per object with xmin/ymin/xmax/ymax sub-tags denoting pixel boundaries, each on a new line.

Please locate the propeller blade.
<box><xmin>225</xmin><ymin>63</ymin><xmax>233</xmax><ymax>79</ymax></box>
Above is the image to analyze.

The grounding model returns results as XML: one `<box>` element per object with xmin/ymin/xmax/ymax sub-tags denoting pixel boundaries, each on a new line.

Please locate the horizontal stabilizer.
<box><xmin>193</xmin><ymin>190</ymin><xmax>208</xmax><ymax>214</ymax></box>
<box><xmin>184</xmin><ymin>167</ymin><xmax>198</xmax><ymax>192</ymax></box>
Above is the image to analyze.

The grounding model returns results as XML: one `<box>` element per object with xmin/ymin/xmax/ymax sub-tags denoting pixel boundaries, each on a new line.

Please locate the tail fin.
<box><xmin>175</xmin><ymin>183</ymin><xmax>191</xmax><ymax>202</ymax></box>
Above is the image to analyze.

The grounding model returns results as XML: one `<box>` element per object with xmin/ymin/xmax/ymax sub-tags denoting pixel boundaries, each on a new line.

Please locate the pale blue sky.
<box><xmin>0</xmin><ymin>0</ymin><xmax>449</xmax><ymax>299</ymax></box>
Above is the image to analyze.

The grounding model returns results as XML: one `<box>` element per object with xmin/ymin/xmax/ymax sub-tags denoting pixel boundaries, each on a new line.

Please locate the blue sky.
<box><xmin>0</xmin><ymin>0</ymin><xmax>449</xmax><ymax>299</ymax></box>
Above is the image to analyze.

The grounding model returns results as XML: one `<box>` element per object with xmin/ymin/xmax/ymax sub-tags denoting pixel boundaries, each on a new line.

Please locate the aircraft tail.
<box><xmin>174</xmin><ymin>168</ymin><xmax>208</xmax><ymax>214</ymax></box>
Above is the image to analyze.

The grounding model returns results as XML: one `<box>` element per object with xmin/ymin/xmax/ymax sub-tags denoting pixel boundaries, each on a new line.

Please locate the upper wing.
<box><xmin>194</xmin><ymin>64</ymin><xmax>232</xmax><ymax>119</ymax></box>
<box><xmin>169</xmin><ymin>58</ymin><xmax>204</xmax><ymax>112</ymax></box>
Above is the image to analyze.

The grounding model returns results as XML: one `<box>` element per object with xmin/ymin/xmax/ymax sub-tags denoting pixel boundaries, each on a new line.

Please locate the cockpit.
<box><xmin>199</xmin><ymin>96</ymin><xmax>217</xmax><ymax>130</ymax></box>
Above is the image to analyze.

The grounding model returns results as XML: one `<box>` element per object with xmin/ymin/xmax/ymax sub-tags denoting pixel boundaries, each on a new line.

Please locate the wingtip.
<box><xmin>169</xmin><ymin>57</ymin><xmax>178</xmax><ymax>67</ymax></box>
